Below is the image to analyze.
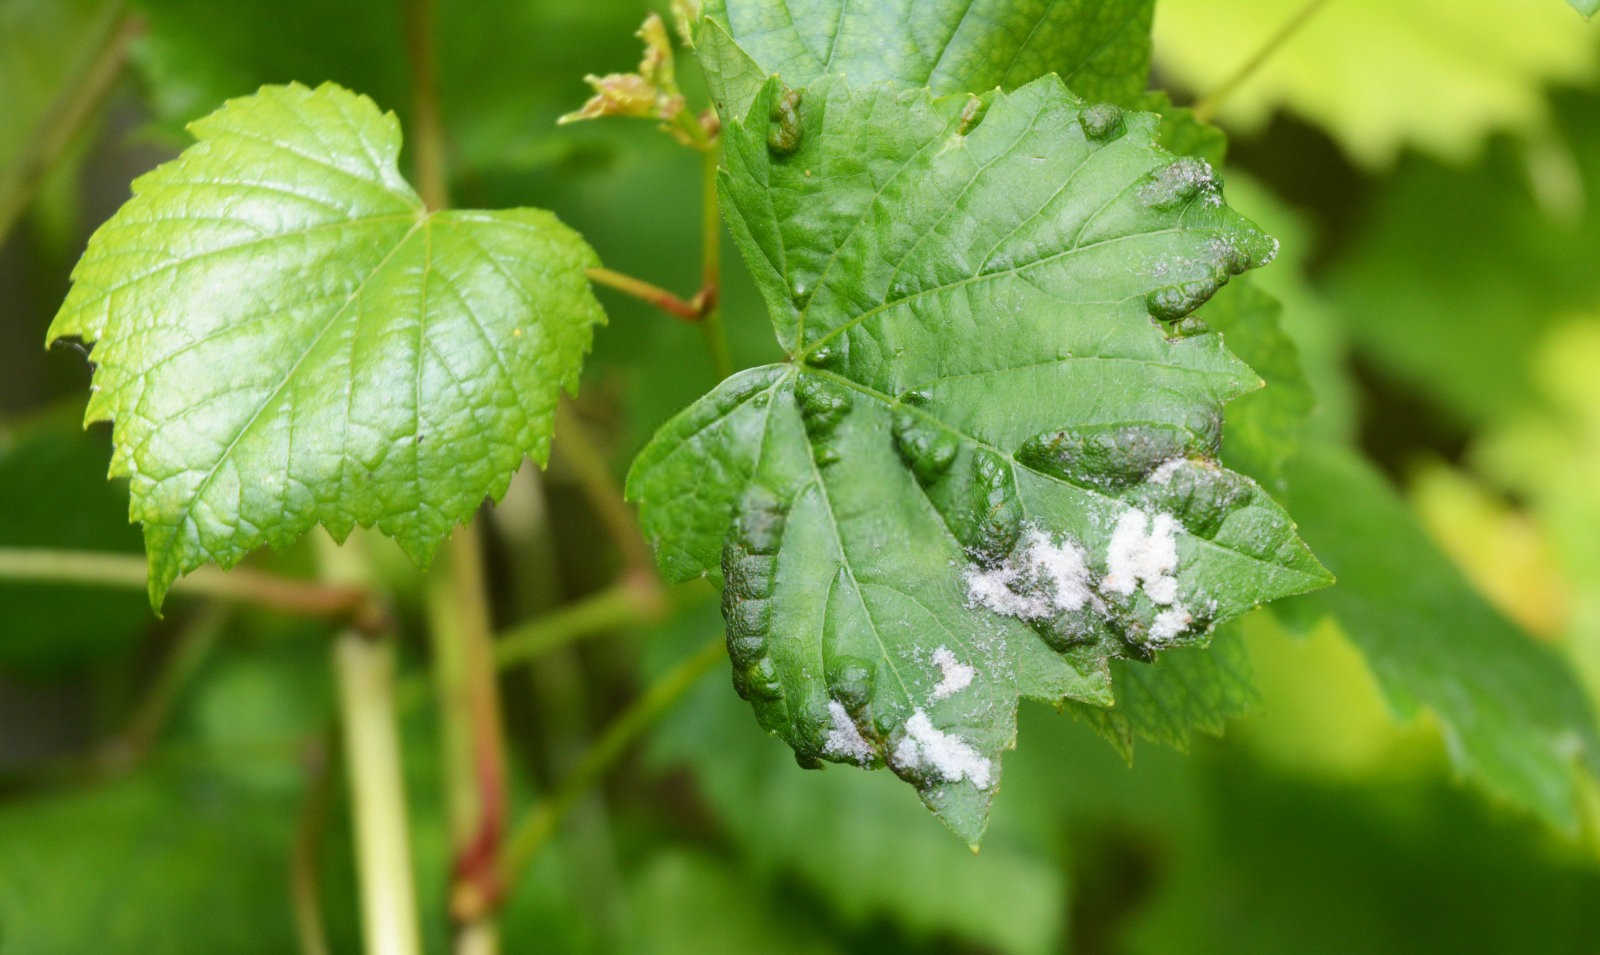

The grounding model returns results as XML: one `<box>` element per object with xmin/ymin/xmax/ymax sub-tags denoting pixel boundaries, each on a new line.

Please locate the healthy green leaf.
<box><xmin>1154</xmin><ymin>0</ymin><xmax>1599</xmax><ymax>165</ymax></box>
<box><xmin>47</xmin><ymin>82</ymin><xmax>605</xmax><ymax>606</ymax></box>
<box><xmin>696</xmin><ymin>0</ymin><xmax>1154</xmax><ymax>116</ymax></box>
<box><xmin>629</xmin><ymin>75</ymin><xmax>1329</xmax><ymax>840</ymax></box>
<box><xmin>1279</xmin><ymin>442</ymin><xmax>1600</xmax><ymax>829</ymax></box>
<box><xmin>1572</xmin><ymin>0</ymin><xmax>1598</xmax><ymax>18</ymax></box>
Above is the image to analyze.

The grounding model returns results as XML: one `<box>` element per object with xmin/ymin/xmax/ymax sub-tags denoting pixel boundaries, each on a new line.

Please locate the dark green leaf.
<box><xmin>630</xmin><ymin>75</ymin><xmax>1328</xmax><ymax>840</ymax></box>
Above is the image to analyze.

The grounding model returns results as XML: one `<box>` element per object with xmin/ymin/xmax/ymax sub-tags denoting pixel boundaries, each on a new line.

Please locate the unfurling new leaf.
<box><xmin>48</xmin><ymin>83</ymin><xmax>606</xmax><ymax>606</ymax></box>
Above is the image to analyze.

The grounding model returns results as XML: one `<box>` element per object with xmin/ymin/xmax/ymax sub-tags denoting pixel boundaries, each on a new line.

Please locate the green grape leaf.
<box><xmin>47</xmin><ymin>82</ymin><xmax>605</xmax><ymax>606</ymax></box>
<box><xmin>1573</xmin><ymin>0</ymin><xmax>1599</xmax><ymax>18</ymax></box>
<box><xmin>629</xmin><ymin>75</ymin><xmax>1329</xmax><ymax>841</ymax></box>
<box><xmin>1154</xmin><ymin>0</ymin><xmax>1600</xmax><ymax>166</ymax></box>
<box><xmin>1279</xmin><ymin>443</ymin><xmax>1600</xmax><ymax>829</ymax></box>
<box><xmin>1068</xmin><ymin>622</ymin><xmax>1258</xmax><ymax>759</ymax></box>
<box><xmin>695</xmin><ymin>0</ymin><xmax>1155</xmax><ymax>117</ymax></box>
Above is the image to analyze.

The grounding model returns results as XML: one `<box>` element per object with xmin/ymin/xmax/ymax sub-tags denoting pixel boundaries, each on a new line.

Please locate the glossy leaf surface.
<box><xmin>48</xmin><ymin>83</ymin><xmax>605</xmax><ymax>604</ymax></box>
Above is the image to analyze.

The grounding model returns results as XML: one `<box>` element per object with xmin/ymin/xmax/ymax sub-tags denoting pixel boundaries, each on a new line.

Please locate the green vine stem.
<box><xmin>334</xmin><ymin>630</ymin><xmax>422</xmax><ymax>955</ymax></box>
<box><xmin>0</xmin><ymin>548</ymin><xmax>382</xmax><ymax>626</ymax></box>
<box><xmin>585</xmin><ymin>266</ymin><xmax>714</xmax><ymax>321</ymax></box>
<box><xmin>697</xmin><ymin>146</ymin><xmax>734</xmax><ymax>380</ymax></box>
<box><xmin>425</xmin><ymin>526</ymin><xmax>511</xmax><ymax>933</ymax></box>
<box><xmin>495</xmin><ymin>634</ymin><xmax>726</xmax><ymax>895</ymax></box>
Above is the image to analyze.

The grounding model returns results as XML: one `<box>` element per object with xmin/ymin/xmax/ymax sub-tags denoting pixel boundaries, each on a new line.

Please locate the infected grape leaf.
<box><xmin>628</xmin><ymin>75</ymin><xmax>1329</xmax><ymax>840</ymax></box>
<box><xmin>695</xmin><ymin>0</ymin><xmax>1155</xmax><ymax>116</ymax></box>
<box><xmin>48</xmin><ymin>83</ymin><xmax>606</xmax><ymax>606</ymax></box>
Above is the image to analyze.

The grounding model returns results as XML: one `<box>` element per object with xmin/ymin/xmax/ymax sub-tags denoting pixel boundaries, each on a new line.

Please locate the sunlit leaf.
<box><xmin>1154</xmin><ymin>0</ymin><xmax>1599</xmax><ymax>165</ymax></box>
<box><xmin>48</xmin><ymin>83</ymin><xmax>605</xmax><ymax>605</ymax></box>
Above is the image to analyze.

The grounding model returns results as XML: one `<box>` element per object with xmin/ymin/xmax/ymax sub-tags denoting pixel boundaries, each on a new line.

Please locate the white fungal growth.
<box><xmin>964</xmin><ymin>528</ymin><xmax>1092</xmax><ymax>621</ymax></box>
<box><xmin>931</xmin><ymin>646</ymin><xmax>975</xmax><ymax>700</ymax></box>
<box><xmin>892</xmin><ymin>709</ymin><xmax>993</xmax><ymax>789</ymax></box>
<box><xmin>1149</xmin><ymin>606</ymin><xmax>1194</xmax><ymax>644</ymax></box>
<box><xmin>823</xmin><ymin>700</ymin><xmax>873</xmax><ymax>765</ymax></box>
<box><xmin>1147</xmin><ymin>457</ymin><xmax>1188</xmax><ymax>486</ymax></box>
<box><xmin>1102</xmin><ymin>509</ymin><xmax>1181</xmax><ymax>606</ymax></box>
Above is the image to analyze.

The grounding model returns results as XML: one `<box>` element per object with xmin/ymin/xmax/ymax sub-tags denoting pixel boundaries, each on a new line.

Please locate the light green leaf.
<box><xmin>1279</xmin><ymin>442</ymin><xmax>1600</xmax><ymax>829</ymax></box>
<box><xmin>48</xmin><ymin>82</ymin><xmax>605</xmax><ymax>606</ymax></box>
<box><xmin>1154</xmin><ymin>0</ymin><xmax>1600</xmax><ymax>165</ymax></box>
<box><xmin>1573</xmin><ymin>0</ymin><xmax>1599</xmax><ymax>18</ymax></box>
<box><xmin>696</xmin><ymin>0</ymin><xmax>1155</xmax><ymax>116</ymax></box>
<box><xmin>629</xmin><ymin>75</ymin><xmax>1329</xmax><ymax>841</ymax></box>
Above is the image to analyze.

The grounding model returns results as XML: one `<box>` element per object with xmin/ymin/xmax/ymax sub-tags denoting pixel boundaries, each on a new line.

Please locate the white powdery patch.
<box><xmin>1147</xmin><ymin>457</ymin><xmax>1188</xmax><ymax>486</ymax></box>
<box><xmin>1102</xmin><ymin>509</ymin><xmax>1181</xmax><ymax>605</ymax></box>
<box><xmin>931</xmin><ymin>646</ymin><xmax>975</xmax><ymax>700</ymax></box>
<box><xmin>1103</xmin><ymin>508</ymin><xmax>1200</xmax><ymax>643</ymax></box>
<box><xmin>964</xmin><ymin>528</ymin><xmax>1092</xmax><ymax>621</ymax></box>
<box><xmin>892</xmin><ymin>709</ymin><xmax>993</xmax><ymax>789</ymax></box>
<box><xmin>823</xmin><ymin>700</ymin><xmax>873</xmax><ymax>765</ymax></box>
<box><xmin>1149</xmin><ymin>606</ymin><xmax>1194</xmax><ymax>644</ymax></box>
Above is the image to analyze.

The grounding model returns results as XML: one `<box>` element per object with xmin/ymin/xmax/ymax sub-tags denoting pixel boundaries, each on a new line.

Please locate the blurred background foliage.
<box><xmin>4</xmin><ymin>0</ymin><xmax>1600</xmax><ymax>952</ymax></box>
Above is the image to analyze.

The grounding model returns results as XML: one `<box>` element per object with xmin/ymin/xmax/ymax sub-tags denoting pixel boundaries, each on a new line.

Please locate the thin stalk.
<box><xmin>426</xmin><ymin>525</ymin><xmax>511</xmax><ymax>936</ymax></box>
<box><xmin>0</xmin><ymin>548</ymin><xmax>380</xmax><ymax>627</ymax></box>
<box><xmin>405</xmin><ymin>0</ymin><xmax>448</xmax><ymax>212</ymax></box>
<box><xmin>697</xmin><ymin>147</ymin><xmax>733</xmax><ymax>379</ymax></box>
<box><xmin>0</xmin><ymin>6</ymin><xmax>142</xmax><ymax>244</ymax></box>
<box><xmin>334</xmin><ymin>631</ymin><xmax>422</xmax><ymax>955</ymax></box>
<box><xmin>496</xmin><ymin>634</ymin><xmax>725</xmax><ymax>890</ymax></box>
<box><xmin>493</xmin><ymin>573</ymin><xmax>669</xmax><ymax>670</ymax></box>
<box><xmin>406</xmin><ymin>0</ymin><xmax>510</xmax><ymax>942</ymax></box>
<box><xmin>553</xmin><ymin>401</ymin><xmax>657</xmax><ymax>574</ymax></box>
<box><xmin>585</xmin><ymin>266</ymin><xmax>712</xmax><ymax>321</ymax></box>
<box><xmin>1192</xmin><ymin>0</ymin><xmax>1333</xmax><ymax>123</ymax></box>
<box><xmin>291</xmin><ymin>733</ymin><xmax>337</xmax><ymax>955</ymax></box>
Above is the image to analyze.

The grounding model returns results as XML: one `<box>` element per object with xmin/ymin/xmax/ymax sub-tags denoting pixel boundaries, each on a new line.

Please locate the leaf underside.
<box><xmin>48</xmin><ymin>82</ymin><xmax>605</xmax><ymax>605</ymax></box>
<box><xmin>629</xmin><ymin>72</ymin><xmax>1329</xmax><ymax>841</ymax></box>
